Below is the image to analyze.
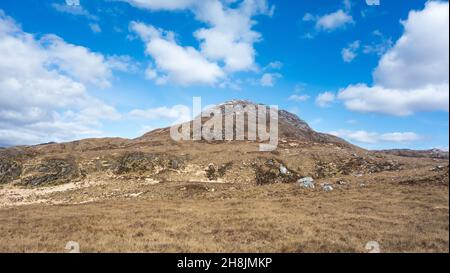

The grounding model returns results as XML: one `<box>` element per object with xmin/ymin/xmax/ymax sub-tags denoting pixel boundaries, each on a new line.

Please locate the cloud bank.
<box><xmin>338</xmin><ymin>1</ymin><xmax>449</xmax><ymax>116</ymax></box>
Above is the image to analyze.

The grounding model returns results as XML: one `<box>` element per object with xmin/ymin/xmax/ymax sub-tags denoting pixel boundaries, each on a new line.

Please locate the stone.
<box><xmin>280</xmin><ymin>165</ymin><xmax>288</xmax><ymax>175</ymax></box>
<box><xmin>171</xmin><ymin>159</ymin><xmax>179</xmax><ymax>169</ymax></box>
<box><xmin>297</xmin><ymin>177</ymin><xmax>315</xmax><ymax>189</ymax></box>
<box><xmin>322</xmin><ymin>184</ymin><xmax>334</xmax><ymax>192</ymax></box>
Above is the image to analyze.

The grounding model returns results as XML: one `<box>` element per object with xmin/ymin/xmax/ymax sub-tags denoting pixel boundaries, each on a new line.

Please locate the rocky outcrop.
<box><xmin>21</xmin><ymin>158</ymin><xmax>79</xmax><ymax>186</ymax></box>
<box><xmin>0</xmin><ymin>159</ymin><xmax>22</xmax><ymax>184</ymax></box>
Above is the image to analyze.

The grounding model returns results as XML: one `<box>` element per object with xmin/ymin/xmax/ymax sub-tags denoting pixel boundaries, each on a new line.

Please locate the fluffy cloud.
<box><xmin>106</xmin><ymin>55</ymin><xmax>140</xmax><ymax>73</ymax></box>
<box><xmin>338</xmin><ymin>83</ymin><xmax>449</xmax><ymax>116</ymax></box>
<box><xmin>363</xmin><ymin>30</ymin><xmax>393</xmax><ymax>56</ymax></box>
<box><xmin>193</xmin><ymin>0</ymin><xmax>273</xmax><ymax>72</ymax></box>
<box><xmin>329</xmin><ymin>130</ymin><xmax>422</xmax><ymax>144</ymax></box>
<box><xmin>264</xmin><ymin>61</ymin><xmax>283</xmax><ymax>70</ymax></box>
<box><xmin>260</xmin><ymin>73</ymin><xmax>281</xmax><ymax>87</ymax></box>
<box><xmin>338</xmin><ymin>1</ymin><xmax>449</xmax><ymax>116</ymax></box>
<box><xmin>130</xmin><ymin>22</ymin><xmax>224</xmax><ymax>85</ymax></box>
<box><xmin>302</xmin><ymin>1</ymin><xmax>354</xmax><ymax>37</ymax></box>
<box><xmin>42</xmin><ymin>34</ymin><xmax>113</xmax><ymax>88</ymax></box>
<box><xmin>374</xmin><ymin>3</ymin><xmax>448</xmax><ymax>90</ymax></box>
<box><xmin>315</xmin><ymin>92</ymin><xmax>336</xmax><ymax>107</ymax></box>
<box><xmin>121</xmin><ymin>0</ymin><xmax>195</xmax><ymax>10</ymax></box>
<box><xmin>129</xmin><ymin>105</ymin><xmax>191</xmax><ymax>124</ymax></box>
<box><xmin>52</xmin><ymin>3</ymin><xmax>98</xmax><ymax>21</ymax></box>
<box><xmin>341</xmin><ymin>40</ymin><xmax>360</xmax><ymax>63</ymax></box>
<box><xmin>125</xmin><ymin>0</ymin><xmax>274</xmax><ymax>85</ymax></box>
<box><xmin>89</xmin><ymin>23</ymin><xmax>102</xmax><ymax>33</ymax></box>
<box><xmin>315</xmin><ymin>10</ymin><xmax>354</xmax><ymax>31</ymax></box>
<box><xmin>0</xmin><ymin>11</ymin><xmax>120</xmax><ymax>146</ymax></box>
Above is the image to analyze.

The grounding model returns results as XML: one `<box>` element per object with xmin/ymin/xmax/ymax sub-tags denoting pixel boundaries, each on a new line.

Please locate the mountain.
<box><xmin>0</xmin><ymin>100</ymin><xmax>447</xmax><ymax>188</ymax></box>
<box><xmin>138</xmin><ymin>100</ymin><xmax>353</xmax><ymax>147</ymax></box>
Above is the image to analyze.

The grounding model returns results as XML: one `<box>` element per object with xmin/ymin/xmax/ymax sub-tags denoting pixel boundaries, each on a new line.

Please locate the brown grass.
<box><xmin>0</xmin><ymin>180</ymin><xmax>448</xmax><ymax>253</ymax></box>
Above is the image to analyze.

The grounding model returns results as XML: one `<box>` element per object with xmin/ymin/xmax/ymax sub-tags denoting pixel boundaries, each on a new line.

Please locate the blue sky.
<box><xmin>0</xmin><ymin>0</ymin><xmax>448</xmax><ymax>150</ymax></box>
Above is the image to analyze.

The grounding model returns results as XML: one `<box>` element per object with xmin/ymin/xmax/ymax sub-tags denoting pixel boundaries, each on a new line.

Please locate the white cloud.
<box><xmin>89</xmin><ymin>23</ymin><xmax>102</xmax><ymax>33</ymax></box>
<box><xmin>338</xmin><ymin>83</ymin><xmax>449</xmax><ymax>116</ymax></box>
<box><xmin>380</xmin><ymin>132</ymin><xmax>422</xmax><ymax>143</ymax></box>
<box><xmin>193</xmin><ymin>0</ymin><xmax>273</xmax><ymax>72</ymax></box>
<box><xmin>144</xmin><ymin>64</ymin><xmax>157</xmax><ymax>79</ymax></box>
<box><xmin>41</xmin><ymin>34</ymin><xmax>113</xmax><ymax>88</ymax></box>
<box><xmin>125</xmin><ymin>0</ymin><xmax>274</xmax><ymax>85</ymax></box>
<box><xmin>338</xmin><ymin>1</ymin><xmax>449</xmax><ymax>116</ymax></box>
<box><xmin>374</xmin><ymin>2</ymin><xmax>449</xmax><ymax>90</ymax></box>
<box><xmin>329</xmin><ymin>130</ymin><xmax>422</xmax><ymax>144</ymax></box>
<box><xmin>289</xmin><ymin>94</ymin><xmax>310</xmax><ymax>102</ymax></box>
<box><xmin>129</xmin><ymin>105</ymin><xmax>191</xmax><ymax>124</ymax></box>
<box><xmin>218</xmin><ymin>78</ymin><xmax>243</xmax><ymax>90</ymax></box>
<box><xmin>302</xmin><ymin>1</ymin><xmax>354</xmax><ymax>38</ymax></box>
<box><xmin>260</xmin><ymin>73</ymin><xmax>281</xmax><ymax>87</ymax></box>
<box><xmin>315</xmin><ymin>92</ymin><xmax>336</xmax><ymax>107</ymax></box>
<box><xmin>264</xmin><ymin>61</ymin><xmax>283</xmax><ymax>70</ymax></box>
<box><xmin>121</xmin><ymin>0</ymin><xmax>195</xmax><ymax>11</ymax></box>
<box><xmin>106</xmin><ymin>55</ymin><xmax>140</xmax><ymax>73</ymax></box>
<box><xmin>302</xmin><ymin>13</ymin><xmax>316</xmax><ymax>22</ymax></box>
<box><xmin>341</xmin><ymin>40</ymin><xmax>360</xmax><ymax>62</ymax></box>
<box><xmin>130</xmin><ymin>21</ymin><xmax>224</xmax><ymax>85</ymax></box>
<box><xmin>52</xmin><ymin>3</ymin><xmax>98</xmax><ymax>21</ymax></box>
<box><xmin>363</xmin><ymin>30</ymin><xmax>393</xmax><ymax>56</ymax></box>
<box><xmin>0</xmin><ymin>11</ymin><xmax>120</xmax><ymax>146</ymax></box>
<box><xmin>315</xmin><ymin>10</ymin><xmax>354</xmax><ymax>31</ymax></box>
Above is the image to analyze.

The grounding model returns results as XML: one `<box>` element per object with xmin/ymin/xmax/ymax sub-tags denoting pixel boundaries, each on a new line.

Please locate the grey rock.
<box><xmin>170</xmin><ymin>159</ymin><xmax>179</xmax><ymax>169</ymax></box>
<box><xmin>322</xmin><ymin>184</ymin><xmax>334</xmax><ymax>192</ymax></box>
<box><xmin>297</xmin><ymin>177</ymin><xmax>315</xmax><ymax>189</ymax></box>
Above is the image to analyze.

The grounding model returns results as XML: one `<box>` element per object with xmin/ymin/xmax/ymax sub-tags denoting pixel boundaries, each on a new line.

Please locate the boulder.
<box><xmin>297</xmin><ymin>177</ymin><xmax>315</xmax><ymax>189</ymax></box>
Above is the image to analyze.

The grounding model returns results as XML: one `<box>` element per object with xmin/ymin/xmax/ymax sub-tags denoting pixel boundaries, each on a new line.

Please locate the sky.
<box><xmin>0</xmin><ymin>0</ymin><xmax>448</xmax><ymax>150</ymax></box>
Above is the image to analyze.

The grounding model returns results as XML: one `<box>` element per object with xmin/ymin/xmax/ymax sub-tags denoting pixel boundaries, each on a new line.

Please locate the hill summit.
<box><xmin>138</xmin><ymin>99</ymin><xmax>352</xmax><ymax>148</ymax></box>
